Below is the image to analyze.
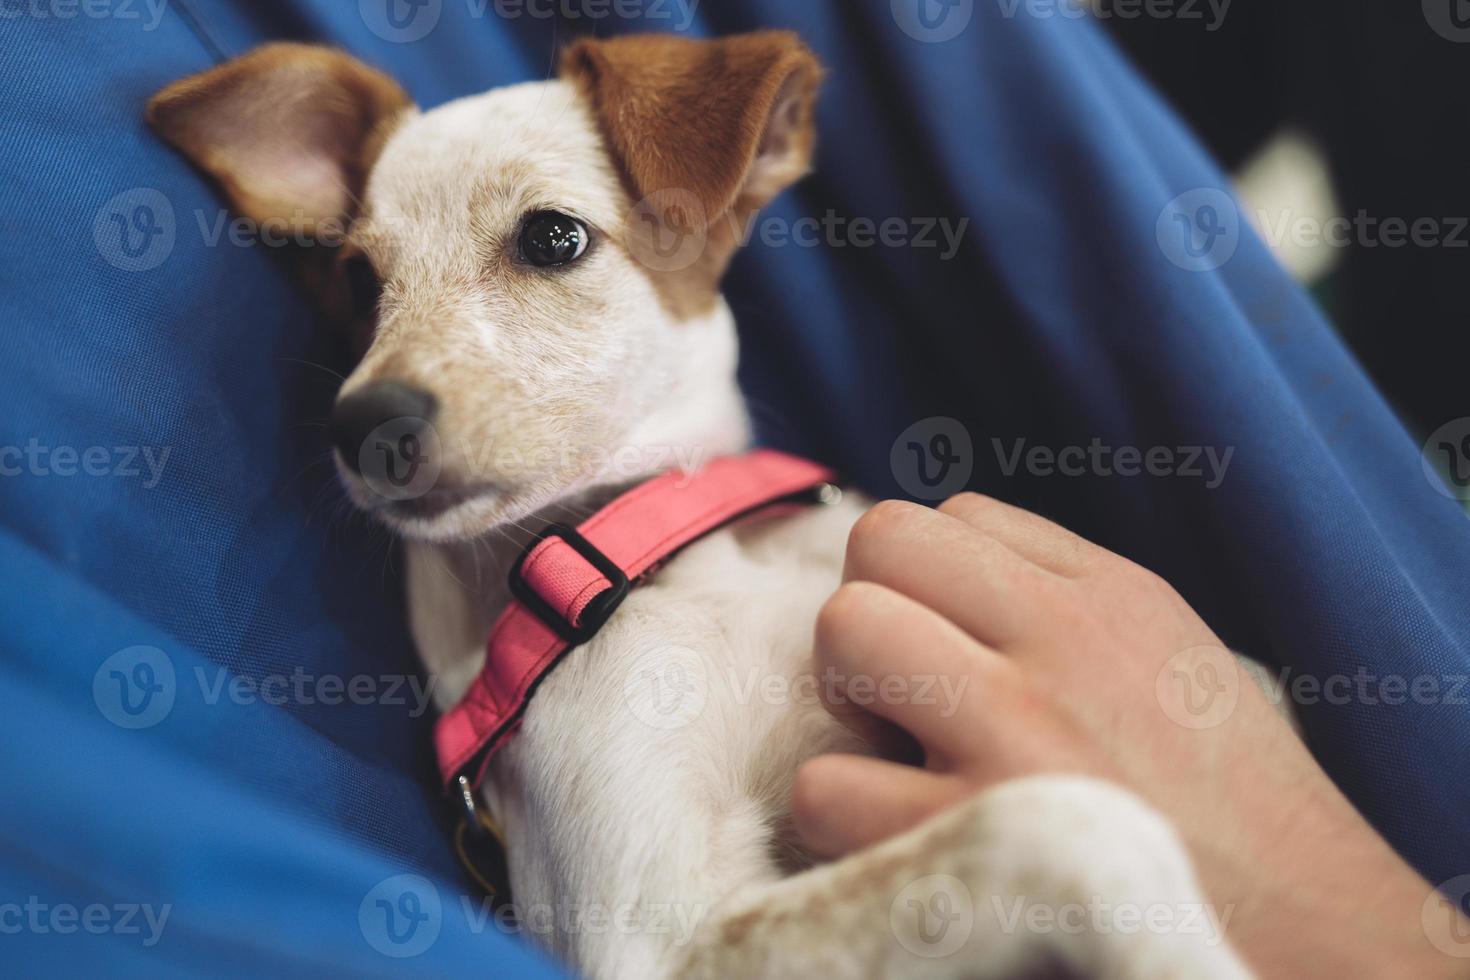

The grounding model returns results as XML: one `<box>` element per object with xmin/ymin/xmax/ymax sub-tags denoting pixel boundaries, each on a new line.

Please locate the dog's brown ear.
<box><xmin>147</xmin><ymin>43</ymin><xmax>412</xmax><ymax>241</ymax></box>
<box><xmin>560</xmin><ymin>31</ymin><xmax>822</xmax><ymax>219</ymax></box>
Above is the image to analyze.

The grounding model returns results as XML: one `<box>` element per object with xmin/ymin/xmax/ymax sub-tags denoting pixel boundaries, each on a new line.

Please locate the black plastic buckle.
<box><xmin>508</xmin><ymin>524</ymin><xmax>631</xmax><ymax>645</ymax></box>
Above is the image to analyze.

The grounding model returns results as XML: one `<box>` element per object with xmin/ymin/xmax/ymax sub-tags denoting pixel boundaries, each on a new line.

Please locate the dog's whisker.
<box><xmin>279</xmin><ymin>357</ymin><xmax>349</xmax><ymax>385</ymax></box>
<box><xmin>301</xmin><ymin>477</ymin><xmax>344</xmax><ymax>533</ymax></box>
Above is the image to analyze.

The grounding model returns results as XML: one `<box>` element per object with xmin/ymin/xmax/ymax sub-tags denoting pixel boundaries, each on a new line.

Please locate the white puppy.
<box><xmin>150</xmin><ymin>34</ymin><xmax>1251</xmax><ymax>979</ymax></box>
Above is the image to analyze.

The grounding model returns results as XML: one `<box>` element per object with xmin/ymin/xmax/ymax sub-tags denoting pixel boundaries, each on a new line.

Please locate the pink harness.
<box><xmin>435</xmin><ymin>450</ymin><xmax>837</xmax><ymax>790</ymax></box>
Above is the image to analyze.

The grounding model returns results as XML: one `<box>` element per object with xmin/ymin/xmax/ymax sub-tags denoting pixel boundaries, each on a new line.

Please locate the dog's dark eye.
<box><xmin>344</xmin><ymin>254</ymin><xmax>382</xmax><ymax>321</ymax></box>
<box><xmin>519</xmin><ymin>211</ymin><xmax>589</xmax><ymax>268</ymax></box>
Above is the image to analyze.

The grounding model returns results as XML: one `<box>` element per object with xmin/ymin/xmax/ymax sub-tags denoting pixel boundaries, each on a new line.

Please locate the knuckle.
<box><xmin>983</xmin><ymin>650</ymin><xmax>1026</xmax><ymax>688</ymax></box>
<box><xmin>1106</xmin><ymin>560</ymin><xmax>1192</xmax><ymax>619</ymax></box>
<box><xmin>789</xmin><ymin>758</ymin><xmax>834</xmax><ymax>825</ymax></box>
<box><xmin>937</xmin><ymin>491</ymin><xmax>993</xmax><ymax>520</ymax></box>
<box><xmin>814</xmin><ymin>582</ymin><xmax>879</xmax><ymax>653</ymax></box>
<box><xmin>1123</xmin><ymin>559</ymin><xmax>1176</xmax><ymax>596</ymax></box>
<box><xmin>849</xmin><ymin>498</ymin><xmax>921</xmax><ymax>550</ymax></box>
<box><xmin>1059</xmin><ymin>532</ymin><xmax>1100</xmax><ymax>568</ymax></box>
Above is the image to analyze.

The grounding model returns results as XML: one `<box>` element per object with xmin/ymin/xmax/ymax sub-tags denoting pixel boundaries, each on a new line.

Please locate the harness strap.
<box><xmin>435</xmin><ymin>450</ymin><xmax>837</xmax><ymax>790</ymax></box>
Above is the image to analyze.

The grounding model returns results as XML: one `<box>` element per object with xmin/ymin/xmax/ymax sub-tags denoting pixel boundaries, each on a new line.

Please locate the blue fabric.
<box><xmin>2</xmin><ymin>1</ymin><xmax>1467</xmax><ymax>975</ymax></box>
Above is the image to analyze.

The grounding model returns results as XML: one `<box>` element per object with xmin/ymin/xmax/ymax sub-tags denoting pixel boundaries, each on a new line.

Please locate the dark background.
<box><xmin>1101</xmin><ymin>1</ymin><xmax>1469</xmax><ymax>439</ymax></box>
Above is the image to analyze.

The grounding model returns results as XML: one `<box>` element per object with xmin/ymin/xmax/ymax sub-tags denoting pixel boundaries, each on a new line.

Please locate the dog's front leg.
<box><xmin>677</xmin><ymin>776</ymin><xmax>1254</xmax><ymax>980</ymax></box>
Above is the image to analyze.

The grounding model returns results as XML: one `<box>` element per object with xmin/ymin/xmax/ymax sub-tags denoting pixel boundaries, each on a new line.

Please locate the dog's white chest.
<box><xmin>412</xmin><ymin>496</ymin><xmax>873</xmax><ymax>975</ymax></box>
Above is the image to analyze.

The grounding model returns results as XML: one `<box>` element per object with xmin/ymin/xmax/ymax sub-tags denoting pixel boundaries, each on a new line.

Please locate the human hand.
<box><xmin>792</xmin><ymin>495</ymin><xmax>1466</xmax><ymax>980</ymax></box>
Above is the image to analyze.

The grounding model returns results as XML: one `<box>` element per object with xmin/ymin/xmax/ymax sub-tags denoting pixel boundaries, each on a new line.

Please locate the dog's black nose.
<box><xmin>331</xmin><ymin>381</ymin><xmax>439</xmax><ymax>475</ymax></box>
